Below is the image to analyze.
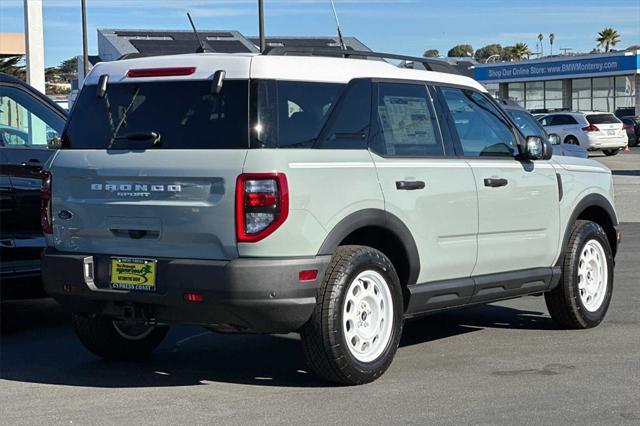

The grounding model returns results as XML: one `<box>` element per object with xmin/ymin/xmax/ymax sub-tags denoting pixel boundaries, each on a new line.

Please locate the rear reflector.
<box><xmin>127</xmin><ymin>67</ymin><xmax>196</xmax><ymax>78</ymax></box>
<box><xmin>184</xmin><ymin>293</ymin><xmax>204</xmax><ymax>303</ymax></box>
<box><xmin>299</xmin><ymin>269</ymin><xmax>319</xmax><ymax>282</ymax></box>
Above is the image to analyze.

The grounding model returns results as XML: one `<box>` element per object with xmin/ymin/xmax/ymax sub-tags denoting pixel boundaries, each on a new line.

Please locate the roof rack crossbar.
<box><xmin>264</xmin><ymin>46</ymin><xmax>461</xmax><ymax>75</ymax></box>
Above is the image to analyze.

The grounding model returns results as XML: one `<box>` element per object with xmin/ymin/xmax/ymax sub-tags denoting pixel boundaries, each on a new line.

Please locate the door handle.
<box><xmin>21</xmin><ymin>160</ymin><xmax>42</xmax><ymax>171</ymax></box>
<box><xmin>396</xmin><ymin>180</ymin><xmax>425</xmax><ymax>190</ymax></box>
<box><xmin>484</xmin><ymin>177</ymin><xmax>508</xmax><ymax>188</ymax></box>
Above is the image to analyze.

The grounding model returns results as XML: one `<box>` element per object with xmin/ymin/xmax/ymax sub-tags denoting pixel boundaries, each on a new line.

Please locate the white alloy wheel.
<box><xmin>342</xmin><ymin>270</ymin><xmax>394</xmax><ymax>363</ymax></box>
<box><xmin>577</xmin><ymin>239</ymin><xmax>608</xmax><ymax>312</ymax></box>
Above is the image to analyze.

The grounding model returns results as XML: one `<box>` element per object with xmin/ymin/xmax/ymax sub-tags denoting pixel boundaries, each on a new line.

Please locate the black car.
<box><xmin>0</xmin><ymin>73</ymin><xmax>67</xmax><ymax>299</ymax></box>
<box><xmin>621</xmin><ymin>116</ymin><xmax>639</xmax><ymax>147</ymax></box>
<box><xmin>496</xmin><ymin>100</ymin><xmax>588</xmax><ymax>158</ymax></box>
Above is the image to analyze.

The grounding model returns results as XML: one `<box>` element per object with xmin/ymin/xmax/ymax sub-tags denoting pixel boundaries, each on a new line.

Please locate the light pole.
<box><xmin>81</xmin><ymin>0</ymin><xmax>88</xmax><ymax>77</ymax></box>
<box><xmin>258</xmin><ymin>0</ymin><xmax>265</xmax><ymax>53</ymax></box>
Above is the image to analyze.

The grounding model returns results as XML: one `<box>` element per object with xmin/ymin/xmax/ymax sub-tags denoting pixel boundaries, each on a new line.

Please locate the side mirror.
<box><xmin>548</xmin><ymin>133</ymin><xmax>560</xmax><ymax>145</ymax></box>
<box><xmin>525</xmin><ymin>135</ymin><xmax>552</xmax><ymax>160</ymax></box>
<box><xmin>212</xmin><ymin>70</ymin><xmax>225</xmax><ymax>94</ymax></box>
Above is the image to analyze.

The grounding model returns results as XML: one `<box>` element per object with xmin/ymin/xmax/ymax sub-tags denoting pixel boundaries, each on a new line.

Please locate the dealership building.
<box><xmin>474</xmin><ymin>50</ymin><xmax>640</xmax><ymax>116</ymax></box>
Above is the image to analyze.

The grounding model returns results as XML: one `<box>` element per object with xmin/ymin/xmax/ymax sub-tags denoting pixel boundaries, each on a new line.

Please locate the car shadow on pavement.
<box><xmin>0</xmin><ymin>300</ymin><xmax>553</xmax><ymax>389</ymax></box>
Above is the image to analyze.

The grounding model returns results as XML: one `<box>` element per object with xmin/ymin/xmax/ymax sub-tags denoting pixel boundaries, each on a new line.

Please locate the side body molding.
<box><xmin>317</xmin><ymin>209</ymin><xmax>421</xmax><ymax>287</ymax></box>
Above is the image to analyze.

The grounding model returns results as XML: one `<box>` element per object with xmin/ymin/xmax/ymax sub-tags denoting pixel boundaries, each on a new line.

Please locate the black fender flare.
<box><xmin>317</xmin><ymin>209</ymin><xmax>420</xmax><ymax>286</ymax></box>
<box><xmin>557</xmin><ymin>193</ymin><xmax>619</xmax><ymax>265</ymax></box>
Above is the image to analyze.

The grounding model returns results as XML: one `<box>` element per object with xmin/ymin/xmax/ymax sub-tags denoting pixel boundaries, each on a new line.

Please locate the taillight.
<box><xmin>126</xmin><ymin>67</ymin><xmax>196</xmax><ymax>78</ymax></box>
<box><xmin>622</xmin><ymin>123</ymin><xmax>633</xmax><ymax>131</ymax></box>
<box><xmin>582</xmin><ymin>124</ymin><xmax>600</xmax><ymax>132</ymax></box>
<box><xmin>235</xmin><ymin>173</ymin><xmax>289</xmax><ymax>243</ymax></box>
<box><xmin>40</xmin><ymin>170</ymin><xmax>52</xmax><ymax>234</ymax></box>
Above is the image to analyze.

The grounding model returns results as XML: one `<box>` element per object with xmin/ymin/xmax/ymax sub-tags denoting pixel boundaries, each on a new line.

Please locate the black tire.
<box><xmin>602</xmin><ymin>149</ymin><xmax>619</xmax><ymax>156</ymax></box>
<box><xmin>565</xmin><ymin>136</ymin><xmax>579</xmax><ymax>145</ymax></box>
<box><xmin>72</xmin><ymin>314</ymin><xmax>168</xmax><ymax>360</ymax></box>
<box><xmin>545</xmin><ymin>220</ymin><xmax>614</xmax><ymax>329</ymax></box>
<box><xmin>300</xmin><ymin>245</ymin><xmax>404</xmax><ymax>385</ymax></box>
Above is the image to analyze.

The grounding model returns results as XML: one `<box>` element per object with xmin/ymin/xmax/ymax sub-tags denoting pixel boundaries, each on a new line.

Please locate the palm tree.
<box><xmin>549</xmin><ymin>33</ymin><xmax>555</xmax><ymax>55</ymax></box>
<box><xmin>538</xmin><ymin>33</ymin><xmax>544</xmax><ymax>56</ymax></box>
<box><xmin>512</xmin><ymin>42</ymin><xmax>531</xmax><ymax>60</ymax></box>
<box><xmin>597</xmin><ymin>27</ymin><xmax>620</xmax><ymax>52</ymax></box>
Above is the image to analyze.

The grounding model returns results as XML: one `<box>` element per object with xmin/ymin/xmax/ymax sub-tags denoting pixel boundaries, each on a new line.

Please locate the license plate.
<box><xmin>110</xmin><ymin>257</ymin><xmax>156</xmax><ymax>291</ymax></box>
<box><xmin>607</xmin><ymin>129</ymin><xmax>615</xmax><ymax>136</ymax></box>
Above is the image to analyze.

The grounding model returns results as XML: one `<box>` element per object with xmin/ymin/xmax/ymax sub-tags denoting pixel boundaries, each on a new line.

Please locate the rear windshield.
<box><xmin>62</xmin><ymin>80</ymin><xmax>249</xmax><ymax>149</ymax></box>
<box><xmin>586</xmin><ymin>114</ymin><xmax>620</xmax><ymax>125</ymax></box>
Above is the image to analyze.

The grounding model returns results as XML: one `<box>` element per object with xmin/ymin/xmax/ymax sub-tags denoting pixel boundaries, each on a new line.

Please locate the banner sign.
<box><xmin>475</xmin><ymin>52</ymin><xmax>639</xmax><ymax>82</ymax></box>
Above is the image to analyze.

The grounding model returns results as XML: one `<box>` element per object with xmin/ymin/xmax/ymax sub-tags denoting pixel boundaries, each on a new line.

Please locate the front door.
<box><xmin>437</xmin><ymin>86</ymin><xmax>560</xmax><ymax>277</ymax></box>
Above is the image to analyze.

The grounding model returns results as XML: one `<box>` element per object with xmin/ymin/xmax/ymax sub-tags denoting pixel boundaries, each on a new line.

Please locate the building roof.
<box><xmin>96</xmin><ymin>29</ymin><xmax>371</xmax><ymax>62</ymax></box>
<box><xmin>0</xmin><ymin>32</ymin><xmax>26</xmax><ymax>57</ymax></box>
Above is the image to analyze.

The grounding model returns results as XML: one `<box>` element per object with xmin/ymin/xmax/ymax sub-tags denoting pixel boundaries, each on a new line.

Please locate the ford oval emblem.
<box><xmin>58</xmin><ymin>210</ymin><xmax>74</xmax><ymax>220</ymax></box>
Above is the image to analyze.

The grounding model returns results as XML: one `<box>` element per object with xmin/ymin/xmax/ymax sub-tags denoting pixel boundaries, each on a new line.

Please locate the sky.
<box><xmin>1</xmin><ymin>0</ymin><xmax>639</xmax><ymax>67</ymax></box>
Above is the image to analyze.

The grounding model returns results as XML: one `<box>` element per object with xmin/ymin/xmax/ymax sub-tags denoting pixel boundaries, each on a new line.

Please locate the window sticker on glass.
<box><xmin>378</xmin><ymin>96</ymin><xmax>436</xmax><ymax>155</ymax></box>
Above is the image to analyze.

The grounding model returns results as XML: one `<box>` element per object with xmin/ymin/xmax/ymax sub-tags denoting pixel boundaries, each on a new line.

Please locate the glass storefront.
<box><xmin>508</xmin><ymin>80</ymin><xmax>564</xmax><ymax>111</ymax></box>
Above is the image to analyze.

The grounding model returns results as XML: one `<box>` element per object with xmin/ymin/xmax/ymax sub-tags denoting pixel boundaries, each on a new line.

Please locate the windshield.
<box><xmin>62</xmin><ymin>80</ymin><xmax>249</xmax><ymax>149</ymax></box>
<box><xmin>508</xmin><ymin>110</ymin><xmax>547</xmax><ymax>139</ymax></box>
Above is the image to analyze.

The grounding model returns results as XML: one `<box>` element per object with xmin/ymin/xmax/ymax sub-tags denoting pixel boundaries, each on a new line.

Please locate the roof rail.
<box><xmin>264</xmin><ymin>46</ymin><xmax>461</xmax><ymax>75</ymax></box>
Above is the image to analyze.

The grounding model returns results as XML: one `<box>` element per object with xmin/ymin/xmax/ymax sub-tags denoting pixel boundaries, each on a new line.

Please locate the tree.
<box><xmin>59</xmin><ymin>57</ymin><xmax>78</xmax><ymax>75</ymax></box>
<box><xmin>512</xmin><ymin>43</ymin><xmax>531</xmax><ymax>60</ymax></box>
<box><xmin>447</xmin><ymin>44</ymin><xmax>473</xmax><ymax>58</ymax></box>
<box><xmin>549</xmin><ymin>33</ymin><xmax>555</xmax><ymax>55</ymax></box>
<box><xmin>538</xmin><ymin>33</ymin><xmax>544</xmax><ymax>56</ymax></box>
<box><xmin>474</xmin><ymin>44</ymin><xmax>503</xmax><ymax>62</ymax></box>
<box><xmin>0</xmin><ymin>55</ymin><xmax>25</xmax><ymax>79</ymax></box>
<box><xmin>422</xmin><ymin>49</ymin><xmax>439</xmax><ymax>58</ymax></box>
<box><xmin>597</xmin><ymin>27</ymin><xmax>620</xmax><ymax>52</ymax></box>
<box><xmin>501</xmin><ymin>46</ymin><xmax>515</xmax><ymax>61</ymax></box>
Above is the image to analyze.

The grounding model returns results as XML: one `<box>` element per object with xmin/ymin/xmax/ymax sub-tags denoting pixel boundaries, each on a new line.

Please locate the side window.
<box><xmin>0</xmin><ymin>86</ymin><xmax>64</xmax><ymax>149</ymax></box>
<box><xmin>565</xmin><ymin>115</ymin><xmax>578</xmax><ymax>125</ymax></box>
<box><xmin>317</xmin><ymin>79</ymin><xmax>371</xmax><ymax>149</ymax></box>
<box><xmin>441</xmin><ymin>87</ymin><xmax>518</xmax><ymax>157</ymax></box>
<box><xmin>371</xmin><ymin>82</ymin><xmax>444</xmax><ymax>157</ymax></box>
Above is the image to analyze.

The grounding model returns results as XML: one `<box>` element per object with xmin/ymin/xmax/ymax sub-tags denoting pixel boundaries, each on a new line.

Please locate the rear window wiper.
<box><xmin>114</xmin><ymin>131</ymin><xmax>162</xmax><ymax>147</ymax></box>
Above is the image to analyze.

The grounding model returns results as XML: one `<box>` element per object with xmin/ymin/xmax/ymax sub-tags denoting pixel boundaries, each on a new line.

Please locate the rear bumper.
<box><xmin>42</xmin><ymin>248</ymin><xmax>330</xmax><ymax>333</ymax></box>
<box><xmin>584</xmin><ymin>135</ymin><xmax>627</xmax><ymax>150</ymax></box>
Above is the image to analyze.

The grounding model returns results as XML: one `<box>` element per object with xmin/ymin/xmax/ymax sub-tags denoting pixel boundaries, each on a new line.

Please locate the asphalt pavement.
<box><xmin>1</xmin><ymin>148</ymin><xmax>639</xmax><ymax>425</ymax></box>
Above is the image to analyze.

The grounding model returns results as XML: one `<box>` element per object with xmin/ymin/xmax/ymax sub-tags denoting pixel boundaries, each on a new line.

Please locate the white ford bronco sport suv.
<box><xmin>42</xmin><ymin>50</ymin><xmax>619</xmax><ymax>385</ymax></box>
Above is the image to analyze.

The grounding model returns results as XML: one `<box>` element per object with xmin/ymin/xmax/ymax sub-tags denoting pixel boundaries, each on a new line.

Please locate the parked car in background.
<box><xmin>0</xmin><ymin>73</ymin><xmax>67</xmax><ymax>299</ymax></box>
<box><xmin>620</xmin><ymin>116</ymin><xmax>639</xmax><ymax>147</ymax></box>
<box><xmin>498</xmin><ymin>101</ymin><xmax>587</xmax><ymax>158</ymax></box>
<box><xmin>538</xmin><ymin>112</ymin><xmax>627</xmax><ymax>156</ymax></box>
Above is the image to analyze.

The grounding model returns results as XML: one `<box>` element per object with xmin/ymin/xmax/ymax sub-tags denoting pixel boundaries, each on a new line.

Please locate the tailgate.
<box><xmin>50</xmin><ymin>149</ymin><xmax>246</xmax><ymax>260</ymax></box>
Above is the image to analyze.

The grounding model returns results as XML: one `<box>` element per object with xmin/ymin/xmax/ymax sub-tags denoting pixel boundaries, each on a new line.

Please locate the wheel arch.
<box><xmin>317</xmin><ymin>209</ymin><xmax>420</xmax><ymax>306</ymax></box>
<box><xmin>558</xmin><ymin>193</ymin><xmax>619</xmax><ymax>265</ymax></box>
<box><xmin>564</xmin><ymin>134</ymin><xmax>579</xmax><ymax>144</ymax></box>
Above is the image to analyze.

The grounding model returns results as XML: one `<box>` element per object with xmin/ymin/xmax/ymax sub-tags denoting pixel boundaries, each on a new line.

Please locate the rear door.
<box><xmin>371</xmin><ymin>82</ymin><xmax>478</xmax><ymax>299</ymax></box>
<box><xmin>51</xmin><ymin>78</ymin><xmax>250</xmax><ymax>261</ymax></box>
<box><xmin>437</xmin><ymin>86</ymin><xmax>560</xmax><ymax>281</ymax></box>
<box><xmin>0</xmin><ymin>83</ymin><xmax>64</xmax><ymax>238</ymax></box>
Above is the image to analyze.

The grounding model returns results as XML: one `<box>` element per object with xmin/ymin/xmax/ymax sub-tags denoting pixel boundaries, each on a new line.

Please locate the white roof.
<box><xmin>85</xmin><ymin>52</ymin><xmax>487</xmax><ymax>92</ymax></box>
